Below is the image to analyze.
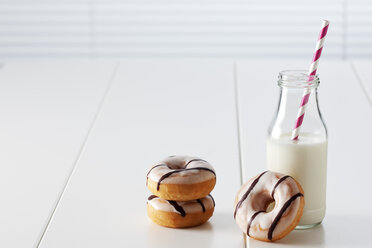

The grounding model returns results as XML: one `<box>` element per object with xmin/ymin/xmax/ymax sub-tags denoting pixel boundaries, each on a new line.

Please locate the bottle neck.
<box><xmin>269</xmin><ymin>86</ymin><xmax>327</xmax><ymax>140</ymax></box>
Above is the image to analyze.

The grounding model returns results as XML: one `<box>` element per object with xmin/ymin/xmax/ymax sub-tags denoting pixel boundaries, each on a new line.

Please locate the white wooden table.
<box><xmin>1</xmin><ymin>60</ymin><xmax>371</xmax><ymax>248</ymax></box>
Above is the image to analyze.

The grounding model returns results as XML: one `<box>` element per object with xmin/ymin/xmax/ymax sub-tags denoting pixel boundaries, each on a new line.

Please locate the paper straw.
<box><xmin>291</xmin><ymin>20</ymin><xmax>330</xmax><ymax>140</ymax></box>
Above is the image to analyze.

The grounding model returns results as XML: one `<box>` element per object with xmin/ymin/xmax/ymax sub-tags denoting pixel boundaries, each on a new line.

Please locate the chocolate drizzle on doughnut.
<box><xmin>197</xmin><ymin>199</ymin><xmax>206</xmax><ymax>212</ymax></box>
<box><xmin>268</xmin><ymin>192</ymin><xmax>304</xmax><ymax>240</ymax></box>
<box><xmin>168</xmin><ymin>200</ymin><xmax>186</xmax><ymax>217</ymax></box>
<box><xmin>247</xmin><ymin>211</ymin><xmax>265</xmax><ymax>237</ymax></box>
<box><xmin>234</xmin><ymin>171</ymin><xmax>268</xmax><ymax>219</ymax></box>
<box><xmin>147</xmin><ymin>164</ymin><xmax>169</xmax><ymax>177</ymax></box>
<box><xmin>156</xmin><ymin>167</ymin><xmax>216</xmax><ymax>190</ymax></box>
<box><xmin>271</xmin><ymin>175</ymin><xmax>291</xmax><ymax>198</ymax></box>
<box><xmin>146</xmin><ymin>163</ymin><xmax>168</xmax><ymax>186</ymax></box>
<box><xmin>147</xmin><ymin>195</ymin><xmax>158</xmax><ymax>202</ymax></box>
<box><xmin>208</xmin><ymin>194</ymin><xmax>215</xmax><ymax>206</ymax></box>
<box><xmin>184</xmin><ymin>159</ymin><xmax>208</xmax><ymax>168</ymax></box>
<box><xmin>147</xmin><ymin>158</ymin><xmax>215</xmax><ymax>190</ymax></box>
<box><xmin>147</xmin><ymin>195</ymin><xmax>186</xmax><ymax>217</ymax></box>
<box><xmin>147</xmin><ymin>194</ymin><xmax>215</xmax><ymax>218</ymax></box>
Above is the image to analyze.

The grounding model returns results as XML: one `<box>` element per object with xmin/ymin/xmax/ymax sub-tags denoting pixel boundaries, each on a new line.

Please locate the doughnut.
<box><xmin>147</xmin><ymin>194</ymin><xmax>215</xmax><ymax>228</ymax></box>
<box><xmin>234</xmin><ymin>171</ymin><xmax>304</xmax><ymax>242</ymax></box>
<box><xmin>146</xmin><ymin>156</ymin><xmax>216</xmax><ymax>201</ymax></box>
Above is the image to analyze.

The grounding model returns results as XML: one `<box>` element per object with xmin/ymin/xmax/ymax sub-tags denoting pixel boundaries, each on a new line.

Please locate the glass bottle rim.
<box><xmin>278</xmin><ymin>70</ymin><xmax>319</xmax><ymax>89</ymax></box>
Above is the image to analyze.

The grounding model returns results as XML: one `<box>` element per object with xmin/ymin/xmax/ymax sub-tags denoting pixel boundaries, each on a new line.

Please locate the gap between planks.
<box><xmin>233</xmin><ymin>61</ymin><xmax>245</xmax><ymax>187</ymax></box>
<box><xmin>350</xmin><ymin>61</ymin><xmax>372</xmax><ymax>108</ymax></box>
<box><xmin>35</xmin><ymin>63</ymin><xmax>120</xmax><ymax>248</ymax></box>
<box><xmin>233</xmin><ymin>61</ymin><xmax>248</xmax><ymax>248</ymax></box>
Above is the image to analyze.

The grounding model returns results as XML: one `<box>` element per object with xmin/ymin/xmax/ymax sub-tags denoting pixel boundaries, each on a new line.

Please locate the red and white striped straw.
<box><xmin>291</xmin><ymin>20</ymin><xmax>330</xmax><ymax>140</ymax></box>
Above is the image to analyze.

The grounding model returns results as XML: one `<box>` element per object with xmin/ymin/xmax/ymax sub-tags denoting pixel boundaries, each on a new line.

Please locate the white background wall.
<box><xmin>0</xmin><ymin>0</ymin><xmax>371</xmax><ymax>59</ymax></box>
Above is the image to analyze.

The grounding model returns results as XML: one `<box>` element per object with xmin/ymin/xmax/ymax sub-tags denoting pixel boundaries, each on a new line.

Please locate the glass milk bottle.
<box><xmin>266</xmin><ymin>70</ymin><xmax>328</xmax><ymax>229</ymax></box>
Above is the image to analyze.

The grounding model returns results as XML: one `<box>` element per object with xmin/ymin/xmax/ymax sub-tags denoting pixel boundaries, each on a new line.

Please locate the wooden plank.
<box><xmin>351</xmin><ymin>60</ymin><xmax>372</xmax><ymax>106</ymax></box>
<box><xmin>0</xmin><ymin>62</ymin><xmax>116</xmax><ymax>247</ymax></box>
<box><xmin>236</xmin><ymin>60</ymin><xmax>372</xmax><ymax>247</ymax></box>
<box><xmin>39</xmin><ymin>60</ymin><xmax>244</xmax><ymax>248</ymax></box>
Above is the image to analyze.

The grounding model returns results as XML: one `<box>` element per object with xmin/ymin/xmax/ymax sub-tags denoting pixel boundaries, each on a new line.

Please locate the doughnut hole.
<box><xmin>164</xmin><ymin>160</ymin><xmax>185</xmax><ymax>169</ymax></box>
<box><xmin>250</xmin><ymin>189</ymin><xmax>276</xmax><ymax>213</ymax></box>
<box><xmin>266</xmin><ymin>201</ymin><xmax>276</xmax><ymax>213</ymax></box>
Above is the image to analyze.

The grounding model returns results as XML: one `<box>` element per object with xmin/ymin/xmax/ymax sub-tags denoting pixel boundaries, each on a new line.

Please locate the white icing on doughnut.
<box><xmin>147</xmin><ymin>156</ymin><xmax>216</xmax><ymax>185</ymax></box>
<box><xmin>234</xmin><ymin>171</ymin><xmax>303</xmax><ymax>240</ymax></box>
<box><xmin>147</xmin><ymin>194</ymin><xmax>215</xmax><ymax>216</ymax></box>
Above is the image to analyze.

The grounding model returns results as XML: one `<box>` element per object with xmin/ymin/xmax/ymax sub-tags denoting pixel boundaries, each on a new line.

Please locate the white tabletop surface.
<box><xmin>1</xmin><ymin>59</ymin><xmax>371</xmax><ymax>248</ymax></box>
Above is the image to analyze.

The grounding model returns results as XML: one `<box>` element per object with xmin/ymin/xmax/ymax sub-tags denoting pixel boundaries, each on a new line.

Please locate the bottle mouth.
<box><xmin>278</xmin><ymin>70</ymin><xmax>319</xmax><ymax>88</ymax></box>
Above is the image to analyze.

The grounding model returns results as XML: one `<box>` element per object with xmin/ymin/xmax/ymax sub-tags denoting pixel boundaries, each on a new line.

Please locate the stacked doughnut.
<box><xmin>146</xmin><ymin>156</ymin><xmax>216</xmax><ymax>228</ymax></box>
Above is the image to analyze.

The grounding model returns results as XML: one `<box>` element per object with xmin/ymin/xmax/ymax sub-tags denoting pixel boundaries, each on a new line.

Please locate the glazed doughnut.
<box><xmin>146</xmin><ymin>156</ymin><xmax>216</xmax><ymax>201</ymax></box>
<box><xmin>234</xmin><ymin>171</ymin><xmax>304</xmax><ymax>242</ymax></box>
<box><xmin>147</xmin><ymin>194</ymin><xmax>215</xmax><ymax>228</ymax></box>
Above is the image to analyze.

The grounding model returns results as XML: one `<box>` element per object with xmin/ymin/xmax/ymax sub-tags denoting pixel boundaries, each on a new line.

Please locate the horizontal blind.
<box><xmin>347</xmin><ymin>1</ymin><xmax>372</xmax><ymax>58</ymax></box>
<box><xmin>0</xmin><ymin>0</ymin><xmax>369</xmax><ymax>59</ymax></box>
